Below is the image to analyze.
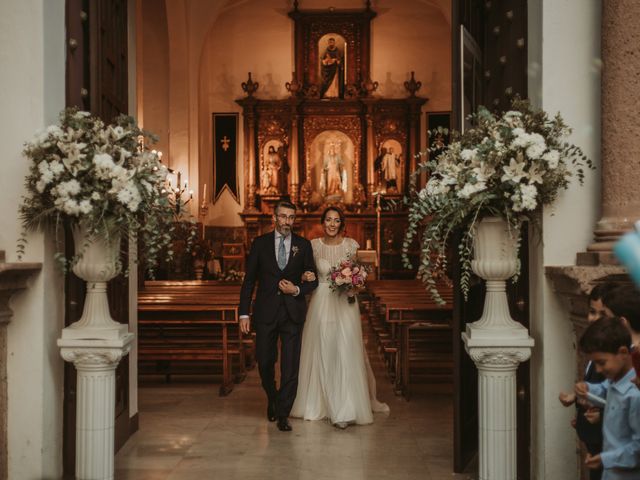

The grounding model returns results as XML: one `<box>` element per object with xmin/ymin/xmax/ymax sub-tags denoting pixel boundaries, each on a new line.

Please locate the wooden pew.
<box><xmin>365</xmin><ymin>279</ymin><xmax>454</xmax><ymax>399</ymax></box>
<box><xmin>137</xmin><ymin>281</ymin><xmax>250</xmax><ymax>396</ymax></box>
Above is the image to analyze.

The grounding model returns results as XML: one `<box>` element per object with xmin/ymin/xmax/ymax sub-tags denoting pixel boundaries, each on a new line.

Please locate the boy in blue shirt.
<box><xmin>560</xmin><ymin>283</ymin><xmax>614</xmax><ymax>480</ymax></box>
<box><xmin>576</xmin><ymin>317</ymin><xmax>640</xmax><ymax>479</ymax></box>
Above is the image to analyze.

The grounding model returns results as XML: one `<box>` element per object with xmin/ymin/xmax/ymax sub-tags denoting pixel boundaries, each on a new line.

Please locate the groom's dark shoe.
<box><xmin>277</xmin><ymin>417</ymin><xmax>292</xmax><ymax>432</ymax></box>
<box><xmin>267</xmin><ymin>401</ymin><xmax>277</xmax><ymax>422</ymax></box>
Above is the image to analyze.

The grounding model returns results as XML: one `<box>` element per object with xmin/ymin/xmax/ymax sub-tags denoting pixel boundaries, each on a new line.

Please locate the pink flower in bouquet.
<box><xmin>328</xmin><ymin>255</ymin><xmax>371</xmax><ymax>304</ymax></box>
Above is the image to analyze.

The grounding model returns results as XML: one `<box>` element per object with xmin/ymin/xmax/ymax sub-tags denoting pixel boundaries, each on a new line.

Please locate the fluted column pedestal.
<box><xmin>463</xmin><ymin>333</ymin><xmax>533</xmax><ymax>480</ymax></box>
<box><xmin>58</xmin><ymin>336</ymin><xmax>133</xmax><ymax>480</ymax></box>
<box><xmin>463</xmin><ymin>217</ymin><xmax>534</xmax><ymax>479</ymax></box>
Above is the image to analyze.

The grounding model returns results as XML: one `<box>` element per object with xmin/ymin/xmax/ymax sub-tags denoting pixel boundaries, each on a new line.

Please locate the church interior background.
<box><xmin>0</xmin><ymin>0</ymin><xmax>630</xmax><ymax>479</ymax></box>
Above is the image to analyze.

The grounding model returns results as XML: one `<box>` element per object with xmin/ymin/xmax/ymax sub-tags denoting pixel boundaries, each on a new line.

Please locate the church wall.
<box><xmin>138</xmin><ymin>0</ymin><xmax>451</xmax><ymax>227</ymax></box>
<box><xmin>527</xmin><ymin>0</ymin><xmax>601</xmax><ymax>478</ymax></box>
<box><xmin>140</xmin><ymin>0</ymin><xmax>170</xmax><ymax>157</ymax></box>
<box><xmin>0</xmin><ymin>0</ymin><xmax>66</xmax><ymax>478</ymax></box>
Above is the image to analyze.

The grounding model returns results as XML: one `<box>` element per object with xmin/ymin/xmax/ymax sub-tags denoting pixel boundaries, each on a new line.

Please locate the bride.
<box><xmin>291</xmin><ymin>206</ymin><xmax>389</xmax><ymax>428</ymax></box>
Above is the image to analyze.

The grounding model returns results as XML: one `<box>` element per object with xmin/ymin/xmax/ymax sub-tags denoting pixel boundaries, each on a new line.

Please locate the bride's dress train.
<box><xmin>291</xmin><ymin>237</ymin><xmax>389</xmax><ymax>425</ymax></box>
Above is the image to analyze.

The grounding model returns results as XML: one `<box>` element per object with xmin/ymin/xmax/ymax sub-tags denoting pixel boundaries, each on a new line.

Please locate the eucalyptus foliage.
<box><xmin>18</xmin><ymin>107</ymin><xmax>176</xmax><ymax>276</ymax></box>
<box><xmin>403</xmin><ymin>99</ymin><xmax>594</xmax><ymax>304</ymax></box>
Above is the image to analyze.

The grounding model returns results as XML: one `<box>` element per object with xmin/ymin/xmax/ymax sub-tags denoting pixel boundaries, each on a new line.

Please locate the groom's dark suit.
<box><xmin>239</xmin><ymin>231</ymin><xmax>318</xmax><ymax>419</ymax></box>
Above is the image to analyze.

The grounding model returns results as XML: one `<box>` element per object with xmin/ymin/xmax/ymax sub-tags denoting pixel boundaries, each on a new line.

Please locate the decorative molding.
<box><xmin>59</xmin><ymin>346</ymin><xmax>131</xmax><ymax>367</ymax></box>
<box><xmin>467</xmin><ymin>346</ymin><xmax>532</xmax><ymax>369</ymax></box>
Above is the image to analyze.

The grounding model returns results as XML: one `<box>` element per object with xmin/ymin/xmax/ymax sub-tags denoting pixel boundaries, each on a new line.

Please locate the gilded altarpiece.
<box><xmin>236</xmin><ymin>3</ymin><xmax>427</xmax><ymax>277</ymax></box>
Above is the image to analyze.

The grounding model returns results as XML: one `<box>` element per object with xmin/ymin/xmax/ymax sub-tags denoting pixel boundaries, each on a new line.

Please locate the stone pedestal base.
<box><xmin>463</xmin><ymin>327</ymin><xmax>534</xmax><ymax>480</ymax></box>
<box><xmin>58</xmin><ymin>334</ymin><xmax>134</xmax><ymax>480</ymax></box>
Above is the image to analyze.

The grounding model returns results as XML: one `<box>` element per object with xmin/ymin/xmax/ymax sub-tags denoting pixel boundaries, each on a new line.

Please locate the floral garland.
<box><xmin>403</xmin><ymin>98</ymin><xmax>594</xmax><ymax>304</ymax></box>
<box><xmin>18</xmin><ymin>108</ymin><xmax>176</xmax><ymax>276</ymax></box>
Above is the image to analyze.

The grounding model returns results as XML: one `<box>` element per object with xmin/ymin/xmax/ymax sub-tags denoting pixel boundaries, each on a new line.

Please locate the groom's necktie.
<box><xmin>277</xmin><ymin>235</ymin><xmax>287</xmax><ymax>270</ymax></box>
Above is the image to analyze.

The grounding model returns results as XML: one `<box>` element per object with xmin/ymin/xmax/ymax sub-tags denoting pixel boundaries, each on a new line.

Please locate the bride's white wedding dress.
<box><xmin>291</xmin><ymin>237</ymin><xmax>389</xmax><ymax>425</ymax></box>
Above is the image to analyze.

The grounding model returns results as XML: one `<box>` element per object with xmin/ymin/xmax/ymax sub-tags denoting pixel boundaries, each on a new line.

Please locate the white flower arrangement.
<box><xmin>18</xmin><ymin>107</ymin><xmax>176</xmax><ymax>276</ymax></box>
<box><xmin>403</xmin><ymin>98</ymin><xmax>594</xmax><ymax>303</ymax></box>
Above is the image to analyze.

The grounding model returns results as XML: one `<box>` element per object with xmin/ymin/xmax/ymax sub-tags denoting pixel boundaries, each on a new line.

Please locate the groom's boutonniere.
<box><xmin>291</xmin><ymin>246</ymin><xmax>299</xmax><ymax>257</ymax></box>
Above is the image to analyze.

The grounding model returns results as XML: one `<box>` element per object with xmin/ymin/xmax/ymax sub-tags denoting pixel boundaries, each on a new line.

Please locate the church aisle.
<box><xmin>115</xmin><ymin>351</ymin><xmax>473</xmax><ymax>480</ymax></box>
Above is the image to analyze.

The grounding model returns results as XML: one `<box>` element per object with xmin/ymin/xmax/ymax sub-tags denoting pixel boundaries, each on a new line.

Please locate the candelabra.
<box><xmin>163</xmin><ymin>169</ymin><xmax>193</xmax><ymax>217</ymax></box>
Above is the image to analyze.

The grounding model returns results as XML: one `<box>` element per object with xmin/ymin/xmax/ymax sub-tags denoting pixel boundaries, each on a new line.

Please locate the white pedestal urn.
<box><xmin>57</xmin><ymin>226</ymin><xmax>134</xmax><ymax>480</ymax></box>
<box><xmin>461</xmin><ymin>217</ymin><xmax>534</xmax><ymax>480</ymax></box>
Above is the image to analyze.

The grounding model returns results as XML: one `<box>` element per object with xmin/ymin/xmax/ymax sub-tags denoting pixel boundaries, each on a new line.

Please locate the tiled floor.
<box><xmin>115</xmin><ymin>334</ymin><xmax>475</xmax><ymax>480</ymax></box>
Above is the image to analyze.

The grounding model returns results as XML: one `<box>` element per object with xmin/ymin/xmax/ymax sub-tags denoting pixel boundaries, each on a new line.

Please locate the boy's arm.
<box><xmin>584</xmin><ymin>380</ymin><xmax>609</xmax><ymax>399</ymax></box>
<box><xmin>600</xmin><ymin>395</ymin><xmax>640</xmax><ymax>470</ymax></box>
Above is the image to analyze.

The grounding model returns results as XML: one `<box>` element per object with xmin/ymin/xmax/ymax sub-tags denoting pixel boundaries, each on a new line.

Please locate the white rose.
<box><xmin>542</xmin><ymin>150</ymin><xmax>560</xmax><ymax>169</ymax></box>
<box><xmin>526</xmin><ymin>143</ymin><xmax>545</xmax><ymax>160</ymax></box>
<box><xmin>79</xmin><ymin>199</ymin><xmax>93</xmax><ymax>214</ymax></box>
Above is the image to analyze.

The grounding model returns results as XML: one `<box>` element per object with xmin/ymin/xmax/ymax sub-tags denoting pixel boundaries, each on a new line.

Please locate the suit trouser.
<box><xmin>255</xmin><ymin>304</ymin><xmax>302</xmax><ymax>418</ymax></box>
<box><xmin>584</xmin><ymin>442</ymin><xmax>603</xmax><ymax>480</ymax></box>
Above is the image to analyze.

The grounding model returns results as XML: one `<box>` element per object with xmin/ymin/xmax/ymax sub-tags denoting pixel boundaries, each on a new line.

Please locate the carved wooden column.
<box><xmin>237</xmin><ymin>97</ymin><xmax>259</xmax><ymax>213</ymax></box>
<box><xmin>363</xmin><ymin>99</ymin><xmax>377</xmax><ymax>209</ymax></box>
<box><xmin>0</xmin><ymin>253</ymin><xmax>41</xmax><ymax>479</ymax></box>
<box><xmin>406</xmin><ymin>97</ymin><xmax>426</xmax><ymax>189</ymax></box>
<box><xmin>583</xmin><ymin>0</ymin><xmax>640</xmax><ymax>262</ymax></box>
<box><xmin>288</xmin><ymin>98</ymin><xmax>301</xmax><ymax>205</ymax></box>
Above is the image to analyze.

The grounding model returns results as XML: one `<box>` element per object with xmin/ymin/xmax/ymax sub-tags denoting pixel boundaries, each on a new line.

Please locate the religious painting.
<box><xmin>212</xmin><ymin>113</ymin><xmax>239</xmax><ymax>203</ymax></box>
<box><xmin>375</xmin><ymin>138</ymin><xmax>404</xmax><ymax>194</ymax></box>
<box><xmin>259</xmin><ymin>139</ymin><xmax>288</xmax><ymax>195</ymax></box>
<box><xmin>318</xmin><ymin>34</ymin><xmax>346</xmax><ymax>99</ymax></box>
<box><xmin>309</xmin><ymin>130</ymin><xmax>354</xmax><ymax>204</ymax></box>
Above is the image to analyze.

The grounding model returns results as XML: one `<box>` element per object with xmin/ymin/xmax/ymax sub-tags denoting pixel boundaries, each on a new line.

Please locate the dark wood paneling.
<box><xmin>63</xmin><ymin>0</ymin><xmax>132</xmax><ymax>475</ymax></box>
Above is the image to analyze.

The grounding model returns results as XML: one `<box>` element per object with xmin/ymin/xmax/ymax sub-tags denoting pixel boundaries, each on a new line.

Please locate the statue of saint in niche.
<box><xmin>320</xmin><ymin>140</ymin><xmax>347</xmax><ymax>197</ymax></box>
<box><xmin>375</xmin><ymin>140</ymin><xmax>403</xmax><ymax>194</ymax></box>
<box><xmin>319</xmin><ymin>37</ymin><xmax>344</xmax><ymax>99</ymax></box>
<box><xmin>261</xmin><ymin>144</ymin><xmax>286</xmax><ymax>195</ymax></box>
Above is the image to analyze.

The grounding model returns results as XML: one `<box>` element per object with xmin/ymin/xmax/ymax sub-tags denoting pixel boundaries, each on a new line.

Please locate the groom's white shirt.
<box><xmin>239</xmin><ymin>231</ymin><xmax>300</xmax><ymax>321</ymax></box>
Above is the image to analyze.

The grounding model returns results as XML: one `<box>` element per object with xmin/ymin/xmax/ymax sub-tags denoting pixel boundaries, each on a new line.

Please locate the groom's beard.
<box><xmin>276</xmin><ymin>224</ymin><xmax>291</xmax><ymax>236</ymax></box>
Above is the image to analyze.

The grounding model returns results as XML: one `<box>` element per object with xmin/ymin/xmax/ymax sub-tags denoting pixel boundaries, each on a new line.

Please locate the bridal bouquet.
<box><xmin>328</xmin><ymin>256</ymin><xmax>370</xmax><ymax>304</ymax></box>
<box><xmin>403</xmin><ymin>98</ymin><xmax>594</xmax><ymax>304</ymax></box>
<box><xmin>18</xmin><ymin>107</ymin><xmax>176</xmax><ymax>275</ymax></box>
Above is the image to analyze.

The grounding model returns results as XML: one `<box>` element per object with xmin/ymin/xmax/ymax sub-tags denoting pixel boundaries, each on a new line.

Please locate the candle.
<box><xmin>366</xmin><ymin>239</ymin><xmax>372</xmax><ymax>250</ymax></box>
<box><xmin>202</xmin><ymin>183</ymin><xmax>207</xmax><ymax>202</ymax></box>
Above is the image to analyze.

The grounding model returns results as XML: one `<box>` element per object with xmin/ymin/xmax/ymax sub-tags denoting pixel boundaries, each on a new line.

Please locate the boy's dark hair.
<box><xmin>603</xmin><ymin>285</ymin><xmax>640</xmax><ymax>333</ymax></box>
<box><xmin>579</xmin><ymin>316</ymin><xmax>631</xmax><ymax>354</ymax></box>
<box><xmin>589</xmin><ymin>282</ymin><xmax>617</xmax><ymax>302</ymax></box>
<box><xmin>274</xmin><ymin>200</ymin><xmax>297</xmax><ymax>215</ymax></box>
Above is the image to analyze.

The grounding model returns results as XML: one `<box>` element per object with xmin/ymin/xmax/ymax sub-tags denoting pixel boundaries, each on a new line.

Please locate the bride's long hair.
<box><xmin>320</xmin><ymin>206</ymin><xmax>346</xmax><ymax>234</ymax></box>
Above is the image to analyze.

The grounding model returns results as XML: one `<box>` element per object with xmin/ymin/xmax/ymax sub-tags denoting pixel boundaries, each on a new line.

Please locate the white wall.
<box><xmin>0</xmin><ymin>0</ymin><xmax>66</xmax><ymax>478</ymax></box>
<box><xmin>528</xmin><ymin>0</ymin><xmax>601</xmax><ymax>478</ymax></box>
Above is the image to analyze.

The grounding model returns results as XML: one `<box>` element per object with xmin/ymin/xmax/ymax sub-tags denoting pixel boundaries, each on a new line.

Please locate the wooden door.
<box><xmin>63</xmin><ymin>0</ymin><xmax>132</xmax><ymax>475</ymax></box>
<box><xmin>452</xmin><ymin>1</ymin><xmax>530</xmax><ymax>477</ymax></box>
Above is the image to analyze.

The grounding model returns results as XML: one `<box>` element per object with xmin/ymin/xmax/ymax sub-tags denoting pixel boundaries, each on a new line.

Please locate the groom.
<box><xmin>239</xmin><ymin>200</ymin><xmax>318</xmax><ymax>431</ymax></box>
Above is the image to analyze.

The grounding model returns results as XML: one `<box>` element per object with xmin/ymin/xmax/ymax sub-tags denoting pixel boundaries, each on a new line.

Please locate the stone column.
<box><xmin>464</xmin><ymin>343</ymin><xmax>532</xmax><ymax>480</ymax></box>
<box><xmin>585</xmin><ymin>0</ymin><xmax>640</xmax><ymax>261</ymax></box>
<box><xmin>462</xmin><ymin>218</ymin><xmax>534</xmax><ymax>479</ymax></box>
<box><xmin>0</xmin><ymin>256</ymin><xmax>41</xmax><ymax>479</ymax></box>
<box><xmin>58</xmin><ymin>337</ymin><xmax>133</xmax><ymax>480</ymax></box>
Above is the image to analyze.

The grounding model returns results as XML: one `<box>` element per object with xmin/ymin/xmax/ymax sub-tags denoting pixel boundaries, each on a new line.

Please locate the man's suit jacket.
<box><xmin>239</xmin><ymin>231</ymin><xmax>318</xmax><ymax>325</ymax></box>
